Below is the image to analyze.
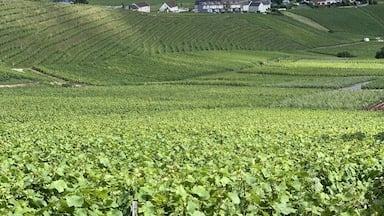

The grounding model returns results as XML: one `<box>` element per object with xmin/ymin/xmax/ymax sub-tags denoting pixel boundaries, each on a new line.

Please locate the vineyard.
<box><xmin>1</xmin><ymin>0</ymin><xmax>384</xmax><ymax>215</ymax></box>
<box><xmin>1</xmin><ymin>78</ymin><xmax>384</xmax><ymax>215</ymax></box>
<box><xmin>1</xmin><ymin>95</ymin><xmax>384</xmax><ymax>215</ymax></box>
<box><xmin>291</xmin><ymin>5</ymin><xmax>384</xmax><ymax>37</ymax></box>
<box><xmin>0</xmin><ymin>0</ymin><xmax>377</xmax><ymax>85</ymax></box>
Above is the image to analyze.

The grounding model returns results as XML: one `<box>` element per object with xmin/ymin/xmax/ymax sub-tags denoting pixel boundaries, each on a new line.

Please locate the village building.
<box><xmin>312</xmin><ymin>0</ymin><xmax>342</xmax><ymax>5</ymax></box>
<box><xmin>129</xmin><ymin>2</ymin><xmax>151</xmax><ymax>13</ymax></box>
<box><xmin>228</xmin><ymin>0</ymin><xmax>243</xmax><ymax>12</ymax></box>
<box><xmin>53</xmin><ymin>0</ymin><xmax>72</xmax><ymax>4</ymax></box>
<box><xmin>249</xmin><ymin>0</ymin><xmax>270</xmax><ymax>13</ymax></box>
<box><xmin>195</xmin><ymin>0</ymin><xmax>270</xmax><ymax>13</ymax></box>
<box><xmin>195</xmin><ymin>0</ymin><xmax>224</xmax><ymax>13</ymax></box>
<box><xmin>159</xmin><ymin>1</ymin><xmax>179</xmax><ymax>12</ymax></box>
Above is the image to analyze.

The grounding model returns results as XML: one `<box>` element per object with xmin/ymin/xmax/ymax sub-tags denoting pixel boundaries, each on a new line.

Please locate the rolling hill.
<box><xmin>1</xmin><ymin>0</ymin><xmax>384</xmax><ymax>85</ymax></box>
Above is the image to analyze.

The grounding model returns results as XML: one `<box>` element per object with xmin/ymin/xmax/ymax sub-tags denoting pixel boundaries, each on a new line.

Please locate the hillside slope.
<box><xmin>291</xmin><ymin>5</ymin><xmax>384</xmax><ymax>38</ymax></box>
<box><xmin>1</xmin><ymin>0</ymin><xmax>383</xmax><ymax>84</ymax></box>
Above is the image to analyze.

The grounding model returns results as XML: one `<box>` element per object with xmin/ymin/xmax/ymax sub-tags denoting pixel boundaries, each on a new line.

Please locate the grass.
<box><xmin>309</xmin><ymin>41</ymin><xmax>384</xmax><ymax>58</ymax></box>
<box><xmin>281</xmin><ymin>11</ymin><xmax>329</xmax><ymax>32</ymax></box>
<box><xmin>0</xmin><ymin>65</ymin><xmax>54</xmax><ymax>84</ymax></box>
<box><xmin>290</xmin><ymin>5</ymin><xmax>384</xmax><ymax>39</ymax></box>
<box><xmin>364</xmin><ymin>77</ymin><xmax>384</xmax><ymax>89</ymax></box>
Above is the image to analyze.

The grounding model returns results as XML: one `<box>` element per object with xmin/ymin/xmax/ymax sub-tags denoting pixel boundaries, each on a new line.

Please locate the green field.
<box><xmin>1</xmin><ymin>0</ymin><xmax>384</xmax><ymax>215</ymax></box>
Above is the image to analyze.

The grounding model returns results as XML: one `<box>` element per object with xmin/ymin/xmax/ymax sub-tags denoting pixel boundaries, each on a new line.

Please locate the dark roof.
<box><xmin>250</xmin><ymin>1</ymin><xmax>261</xmax><ymax>6</ymax></box>
<box><xmin>195</xmin><ymin>0</ymin><xmax>242</xmax><ymax>4</ymax></box>
<box><xmin>134</xmin><ymin>1</ymin><xmax>150</xmax><ymax>7</ymax></box>
<box><xmin>53</xmin><ymin>0</ymin><xmax>71</xmax><ymax>3</ymax></box>
<box><xmin>250</xmin><ymin>0</ymin><xmax>270</xmax><ymax>5</ymax></box>
<box><xmin>166</xmin><ymin>1</ymin><xmax>177</xmax><ymax>7</ymax></box>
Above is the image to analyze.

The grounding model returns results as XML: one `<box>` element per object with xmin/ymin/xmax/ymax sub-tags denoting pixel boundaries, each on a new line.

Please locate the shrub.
<box><xmin>375</xmin><ymin>47</ymin><xmax>384</xmax><ymax>59</ymax></box>
<box><xmin>336</xmin><ymin>51</ymin><xmax>355</xmax><ymax>58</ymax></box>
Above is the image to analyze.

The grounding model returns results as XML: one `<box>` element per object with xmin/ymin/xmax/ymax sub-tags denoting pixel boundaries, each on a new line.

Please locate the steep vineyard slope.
<box><xmin>1</xmin><ymin>0</ymin><xmax>378</xmax><ymax>84</ymax></box>
<box><xmin>291</xmin><ymin>5</ymin><xmax>384</xmax><ymax>38</ymax></box>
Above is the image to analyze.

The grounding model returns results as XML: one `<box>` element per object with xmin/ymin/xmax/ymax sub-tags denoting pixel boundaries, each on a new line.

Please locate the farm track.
<box><xmin>0</xmin><ymin>83</ymin><xmax>32</xmax><ymax>88</ymax></box>
<box><xmin>1</xmin><ymin>66</ymin><xmax>88</xmax><ymax>88</ymax></box>
<box><xmin>310</xmin><ymin>41</ymin><xmax>365</xmax><ymax>51</ymax></box>
<box><xmin>30</xmin><ymin>67</ymin><xmax>87</xmax><ymax>87</ymax></box>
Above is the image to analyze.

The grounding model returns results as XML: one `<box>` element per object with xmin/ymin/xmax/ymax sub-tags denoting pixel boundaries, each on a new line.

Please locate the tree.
<box><xmin>271</xmin><ymin>0</ymin><xmax>284</xmax><ymax>5</ymax></box>
<box><xmin>73</xmin><ymin>0</ymin><xmax>88</xmax><ymax>4</ymax></box>
<box><xmin>375</xmin><ymin>47</ymin><xmax>384</xmax><ymax>59</ymax></box>
<box><xmin>336</xmin><ymin>51</ymin><xmax>355</xmax><ymax>58</ymax></box>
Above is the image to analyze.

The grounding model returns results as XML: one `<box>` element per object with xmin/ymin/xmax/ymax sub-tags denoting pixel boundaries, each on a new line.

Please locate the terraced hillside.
<box><xmin>290</xmin><ymin>5</ymin><xmax>384</xmax><ymax>58</ymax></box>
<box><xmin>0</xmin><ymin>0</ymin><xmax>367</xmax><ymax>84</ymax></box>
<box><xmin>291</xmin><ymin>5</ymin><xmax>384</xmax><ymax>38</ymax></box>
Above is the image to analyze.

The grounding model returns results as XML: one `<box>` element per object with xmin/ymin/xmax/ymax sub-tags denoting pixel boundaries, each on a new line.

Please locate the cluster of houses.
<box><xmin>121</xmin><ymin>0</ymin><xmax>270</xmax><ymax>13</ymax></box>
<box><xmin>298</xmin><ymin>0</ymin><xmax>371</xmax><ymax>6</ymax></box>
<box><xmin>195</xmin><ymin>0</ymin><xmax>270</xmax><ymax>13</ymax></box>
<box><xmin>300</xmin><ymin>0</ymin><xmax>342</xmax><ymax>6</ymax></box>
<box><xmin>57</xmin><ymin>0</ymin><xmax>367</xmax><ymax>13</ymax></box>
<box><xmin>105</xmin><ymin>1</ymin><xmax>181</xmax><ymax>13</ymax></box>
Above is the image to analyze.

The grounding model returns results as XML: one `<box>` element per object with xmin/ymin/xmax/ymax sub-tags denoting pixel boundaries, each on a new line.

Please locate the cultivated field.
<box><xmin>1</xmin><ymin>0</ymin><xmax>384</xmax><ymax>215</ymax></box>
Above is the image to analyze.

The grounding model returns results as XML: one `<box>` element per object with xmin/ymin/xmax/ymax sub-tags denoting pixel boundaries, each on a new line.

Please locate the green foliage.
<box><xmin>291</xmin><ymin>5</ymin><xmax>384</xmax><ymax>39</ymax></box>
<box><xmin>310</xmin><ymin>41</ymin><xmax>384</xmax><ymax>58</ymax></box>
<box><xmin>73</xmin><ymin>0</ymin><xmax>89</xmax><ymax>4</ymax></box>
<box><xmin>275</xmin><ymin>89</ymin><xmax>384</xmax><ymax>109</ymax></box>
<box><xmin>363</xmin><ymin>77</ymin><xmax>384</xmax><ymax>89</ymax></box>
<box><xmin>0</xmin><ymin>0</ymin><xmax>375</xmax><ymax>85</ymax></box>
<box><xmin>1</xmin><ymin>0</ymin><xmax>384</xmax><ymax>215</ymax></box>
<box><xmin>375</xmin><ymin>47</ymin><xmax>384</xmax><ymax>59</ymax></box>
<box><xmin>336</xmin><ymin>51</ymin><xmax>355</xmax><ymax>58</ymax></box>
<box><xmin>1</xmin><ymin>56</ymin><xmax>384</xmax><ymax>215</ymax></box>
<box><xmin>1</xmin><ymin>103</ymin><xmax>384</xmax><ymax>214</ymax></box>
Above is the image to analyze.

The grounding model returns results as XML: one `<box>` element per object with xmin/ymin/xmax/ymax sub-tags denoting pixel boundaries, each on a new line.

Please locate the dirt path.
<box><xmin>29</xmin><ymin>67</ymin><xmax>66</xmax><ymax>84</ymax></box>
<box><xmin>1</xmin><ymin>67</ymin><xmax>87</xmax><ymax>88</ymax></box>
<box><xmin>0</xmin><ymin>83</ymin><xmax>32</xmax><ymax>88</ymax></box>
<box><xmin>30</xmin><ymin>67</ymin><xmax>87</xmax><ymax>88</ymax></box>
<box><xmin>312</xmin><ymin>41</ymin><xmax>365</xmax><ymax>50</ymax></box>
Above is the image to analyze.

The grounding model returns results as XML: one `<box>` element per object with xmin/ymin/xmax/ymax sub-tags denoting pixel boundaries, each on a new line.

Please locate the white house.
<box><xmin>130</xmin><ymin>2</ymin><xmax>150</xmax><ymax>13</ymax></box>
<box><xmin>195</xmin><ymin>0</ymin><xmax>254</xmax><ymax>12</ymax></box>
<box><xmin>229</xmin><ymin>0</ymin><xmax>242</xmax><ymax>12</ymax></box>
<box><xmin>312</xmin><ymin>0</ymin><xmax>341</xmax><ymax>5</ymax></box>
<box><xmin>159</xmin><ymin>1</ymin><xmax>179</xmax><ymax>12</ymax></box>
<box><xmin>242</xmin><ymin>1</ymin><xmax>252</xmax><ymax>11</ymax></box>
<box><xmin>195</xmin><ymin>0</ymin><xmax>224</xmax><ymax>13</ymax></box>
<box><xmin>249</xmin><ymin>0</ymin><xmax>270</xmax><ymax>13</ymax></box>
<box><xmin>312</xmin><ymin>0</ymin><xmax>327</xmax><ymax>5</ymax></box>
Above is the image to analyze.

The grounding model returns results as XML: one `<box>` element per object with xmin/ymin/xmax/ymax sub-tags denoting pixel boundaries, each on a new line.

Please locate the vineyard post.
<box><xmin>132</xmin><ymin>200</ymin><xmax>138</xmax><ymax>216</ymax></box>
<box><xmin>314</xmin><ymin>177</ymin><xmax>319</xmax><ymax>193</ymax></box>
